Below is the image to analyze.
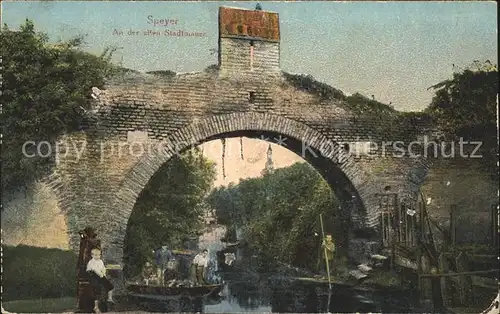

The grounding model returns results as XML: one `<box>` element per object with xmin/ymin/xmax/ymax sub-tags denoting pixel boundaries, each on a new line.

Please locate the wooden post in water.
<box><xmin>417</xmin><ymin>238</ymin><xmax>424</xmax><ymax>305</ymax></box>
<box><xmin>455</xmin><ymin>251</ymin><xmax>473</xmax><ymax>306</ymax></box>
<box><xmin>380</xmin><ymin>195</ymin><xmax>386</xmax><ymax>248</ymax></box>
<box><xmin>417</xmin><ymin>201</ymin><xmax>423</xmax><ymax>299</ymax></box>
<box><xmin>420</xmin><ymin>198</ymin><xmax>425</xmax><ymax>244</ymax></box>
<box><xmin>449</xmin><ymin>205</ymin><xmax>457</xmax><ymax>249</ymax></box>
<box><xmin>319</xmin><ymin>214</ymin><xmax>332</xmax><ymax>291</ymax></box>
<box><xmin>391</xmin><ymin>195</ymin><xmax>398</xmax><ymax>269</ymax></box>
<box><xmin>397</xmin><ymin>199</ymin><xmax>402</xmax><ymax>244</ymax></box>
<box><xmin>492</xmin><ymin>204</ymin><xmax>499</xmax><ymax>248</ymax></box>
<box><xmin>438</xmin><ymin>253</ymin><xmax>448</xmax><ymax>307</ymax></box>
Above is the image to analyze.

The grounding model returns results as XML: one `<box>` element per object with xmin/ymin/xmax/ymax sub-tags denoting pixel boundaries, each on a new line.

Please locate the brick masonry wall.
<box><xmin>31</xmin><ymin>32</ymin><xmax>495</xmax><ymax>264</ymax></box>
<box><xmin>421</xmin><ymin>157</ymin><xmax>497</xmax><ymax>245</ymax></box>
<box><xmin>42</xmin><ymin>68</ymin><xmax>438</xmax><ymax>263</ymax></box>
<box><xmin>1</xmin><ymin>181</ymin><xmax>70</xmax><ymax>250</ymax></box>
<box><xmin>219</xmin><ymin>38</ymin><xmax>280</xmax><ymax>75</ymax></box>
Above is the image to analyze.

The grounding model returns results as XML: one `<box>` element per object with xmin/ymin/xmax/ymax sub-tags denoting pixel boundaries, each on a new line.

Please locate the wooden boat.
<box><xmin>126</xmin><ymin>282</ymin><xmax>223</xmax><ymax>300</ymax></box>
<box><xmin>288</xmin><ymin>276</ymin><xmax>356</xmax><ymax>288</ymax></box>
<box><xmin>223</xmin><ymin>241</ymin><xmax>240</xmax><ymax>248</ymax></box>
<box><xmin>171</xmin><ymin>249</ymin><xmax>196</xmax><ymax>255</ymax></box>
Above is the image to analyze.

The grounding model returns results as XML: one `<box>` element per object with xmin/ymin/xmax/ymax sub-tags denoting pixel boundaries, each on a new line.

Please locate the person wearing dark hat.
<box><xmin>77</xmin><ymin>227</ymin><xmax>103</xmax><ymax>312</ymax></box>
<box><xmin>78</xmin><ymin>227</ymin><xmax>101</xmax><ymax>276</ymax></box>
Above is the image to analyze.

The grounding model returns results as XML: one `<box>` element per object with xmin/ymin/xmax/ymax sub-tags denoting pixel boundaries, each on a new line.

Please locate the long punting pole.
<box><xmin>319</xmin><ymin>213</ymin><xmax>332</xmax><ymax>291</ymax></box>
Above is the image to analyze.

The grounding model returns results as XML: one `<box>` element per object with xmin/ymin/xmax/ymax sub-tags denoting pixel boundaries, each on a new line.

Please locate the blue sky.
<box><xmin>2</xmin><ymin>1</ymin><xmax>497</xmax><ymax>111</ymax></box>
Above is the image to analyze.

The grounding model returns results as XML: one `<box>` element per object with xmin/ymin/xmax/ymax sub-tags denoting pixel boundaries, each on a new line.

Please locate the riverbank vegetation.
<box><xmin>2</xmin><ymin>245</ymin><xmax>77</xmax><ymax>301</ymax></box>
<box><xmin>2</xmin><ymin>297</ymin><xmax>76</xmax><ymax>313</ymax></box>
<box><xmin>123</xmin><ymin>148</ymin><xmax>216</xmax><ymax>278</ymax></box>
<box><xmin>208</xmin><ymin>162</ymin><xmax>340</xmax><ymax>273</ymax></box>
<box><xmin>2</xmin><ymin>20</ymin><xmax>497</xmax><ymax>307</ymax></box>
<box><xmin>0</xmin><ymin>20</ymin><xmax>122</xmax><ymax>196</ymax></box>
<box><xmin>424</xmin><ymin>60</ymin><xmax>498</xmax><ymax>174</ymax></box>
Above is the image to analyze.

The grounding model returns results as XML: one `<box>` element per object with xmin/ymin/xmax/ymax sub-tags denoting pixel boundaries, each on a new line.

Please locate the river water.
<box><xmin>123</xmin><ymin>224</ymin><xmax>496</xmax><ymax>313</ymax></box>
<box><xmin>142</xmin><ymin>224</ymin><xmax>419</xmax><ymax>313</ymax></box>
<box><xmin>194</xmin><ymin>225</ymin><xmax>415</xmax><ymax>313</ymax></box>
<box><xmin>133</xmin><ymin>270</ymin><xmax>419</xmax><ymax>313</ymax></box>
<box><xmin>201</xmin><ymin>271</ymin><xmax>419</xmax><ymax>313</ymax></box>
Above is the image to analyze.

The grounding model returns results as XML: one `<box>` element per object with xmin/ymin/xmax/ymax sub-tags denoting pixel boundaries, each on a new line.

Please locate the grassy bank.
<box><xmin>2</xmin><ymin>245</ymin><xmax>77</xmax><ymax>301</ymax></box>
<box><xmin>2</xmin><ymin>297</ymin><xmax>76</xmax><ymax>313</ymax></box>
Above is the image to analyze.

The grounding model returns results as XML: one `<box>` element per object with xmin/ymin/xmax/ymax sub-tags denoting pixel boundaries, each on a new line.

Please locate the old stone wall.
<box><xmin>219</xmin><ymin>38</ymin><xmax>280</xmax><ymax>75</ymax></box>
<box><xmin>421</xmin><ymin>157</ymin><xmax>497</xmax><ymax>245</ymax></box>
<box><xmin>4</xmin><ymin>5</ymin><xmax>496</xmax><ymax>277</ymax></box>
<box><xmin>1</xmin><ymin>181</ymin><xmax>70</xmax><ymax>250</ymax></box>
<box><xmin>43</xmin><ymin>69</ymin><xmax>434</xmax><ymax>262</ymax></box>
<box><xmin>9</xmin><ymin>6</ymin><xmax>491</xmax><ymax>263</ymax></box>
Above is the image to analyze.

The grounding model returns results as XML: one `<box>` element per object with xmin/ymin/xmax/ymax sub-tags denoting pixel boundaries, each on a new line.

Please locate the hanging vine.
<box><xmin>240</xmin><ymin>137</ymin><xmax>244</xmax><ymax>160</ymax></box>
<box><xmin>221</xmin><ymin>138</ymin><xmax>226</xmax><ymax>180</ymax></box>
<box><xmin>267</xmin><ymin>144</ymin><xmax>273</xmax><ymax>166</ymax></box>
<box><xmin>264</xmin><ymin>143</ymin><xmax>274</xmax><ymax>174</ymax></box>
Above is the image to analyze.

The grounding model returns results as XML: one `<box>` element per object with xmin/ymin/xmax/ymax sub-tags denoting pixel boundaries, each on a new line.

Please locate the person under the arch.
<box><xmin>322</xmin><ymin>234</ymin><xmax>336</xmax><ymax>275</ymax></box>
<box><xmin>164</xmin><ymin>256</ymin><xmax>181</xmax><ymax>285</ymax></box>
<box><xmin>141</xmin><ymin>261</ymin><xmax>155</xmax><ymax>283</ymax></box>
<box><xmin>155</xmin><ymin>245</ymin><xmax>174</xmax><ymax>285</ymax></box>
<box><xmin>190</xmin><ymin>249</ymin><xmax>209</xmax><ymax>285</ymax></box>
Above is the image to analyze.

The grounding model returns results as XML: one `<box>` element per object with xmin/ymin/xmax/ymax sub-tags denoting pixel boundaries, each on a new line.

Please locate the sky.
<box><xmin>2</xmin><ymin>1</ymin><xmax>497</xmax><ymax>112</ymax></box>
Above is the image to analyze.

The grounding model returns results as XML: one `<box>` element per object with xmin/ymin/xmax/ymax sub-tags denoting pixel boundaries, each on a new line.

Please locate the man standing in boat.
<box><xmin>190</xmin><ymin>249</ymin><xmax>209</xmax><ymax>285</ymax></box>
<box><xmin>321</xmin><ymin>234</ymin><xmax>336</xmax><ymax>275</ymax></box>
<box><xmin>155</xmin><ymin>245</ymin><xmax>173</xmax><ymax>285</ymax></box>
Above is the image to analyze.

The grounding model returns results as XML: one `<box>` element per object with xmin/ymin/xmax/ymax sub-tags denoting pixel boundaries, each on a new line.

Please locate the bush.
<box><xmin>2</xmin><ymin>245</ymin><xmax>77</xmax><ymax>301</ymax></box>
<box><xmin>145</xmin><ymin>70</ymin><xmax>177</xmax><ymax>79</ymax></box>
<box><xmin>282</xmin><ymin>72</ymin><xmax>346</xmax><ymax>101</ymax></box>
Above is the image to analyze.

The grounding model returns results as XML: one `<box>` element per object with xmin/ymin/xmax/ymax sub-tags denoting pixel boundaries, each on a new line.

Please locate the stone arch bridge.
<box><xmin>41</xmin><ymin>6</ymin><xmax>434</xmax><ymax>268</ymax></box>
<box><xmin>47</xmin><ymin>69</ymin><xmax>432</xmax><ymax>265</ymax></box>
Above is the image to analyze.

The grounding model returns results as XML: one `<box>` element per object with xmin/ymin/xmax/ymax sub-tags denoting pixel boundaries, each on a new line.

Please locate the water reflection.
<box><xmin>132</xmin><ymin>225</ymin><xmax>419</xmax><ymax>313</ymax></box>
<box><xmin>204</xmin><ymin>277</ymin><xmax>270</xmax><ymax>313</ymax></box>
<box><xmin>203</xmin><ymin>273</ymin><xmax>416</xmax><ymax>313</ymax></box>
<box><xmin>129</xmin><ymin>271</ymin><xmax>418</xmax><ymax>313</ymax></box>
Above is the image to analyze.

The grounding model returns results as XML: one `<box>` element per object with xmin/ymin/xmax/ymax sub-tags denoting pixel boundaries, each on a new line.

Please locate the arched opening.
<box><xmin>120</xmin><ymin>130</ymin><xmax>369</xmax><ymax>312</ymax></box>
<box><xmin>105</xmin><ymin>113</ymin><xmax>378</xmax><ymax>266</ymax></box>
<box><xmin>122</xmin><ymin>130</ymin><xmax>365</xmax><ymax>278</ymax></box>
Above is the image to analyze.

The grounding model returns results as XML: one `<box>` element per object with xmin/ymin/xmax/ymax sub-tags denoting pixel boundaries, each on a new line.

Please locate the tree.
<box><xmin>207</xmin><ymin>162</ymin><xmax>340</xmax><ymax>272</ymax></box>
<box><xmin>425</xmin><ymin>61</ymin><xmax>498</xmax><ymax>158</ymax></box>
<box><xmin>1</xmin><ymin>20</ymin><xmax>118</xmax><ymax>194</ymax></box>
<box><xmin>123</xmin><ymin>148</ymin><xmax>217</xmax><ymax>277</ymax></box>
<box><xmin>146</xmin><ymin>70</ymin><xmax>176</xmax><ymax>78</ymax></box>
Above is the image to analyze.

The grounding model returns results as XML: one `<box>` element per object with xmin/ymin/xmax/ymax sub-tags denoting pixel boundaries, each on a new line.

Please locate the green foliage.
<box><xmin>123</xmin><ymin>148</ymin><xmax>217</xmax><ymax>278</ymax></box>
<box><xmin>2</xmin><ymin>297</ymin><xmax>76</xmax><ymax>313</ymax></box>
<box><xmin>146</xmin><ymin>70</ymin><xmax>177</xmax><ymax>79</ymax></box>
<box><xmin>282</xmin><ymin>72</ymin><xmax>396</xmax><ymax>118</ymax></box>
<box><xmin>0</xmin><ymin>20</ymin><xmax>118</xmax><ymax>194</ymax></box>
<box><xmin>344</xmin><ymin>93</ymin><xmax>397</xmax><ymax>117</ymax></box>
<box><xmin>113</xmin><ymin>66</ymin><xmax>140</xmax><ymax>76</ymax></box>
<box><xmin>425</xmin><ymin>62</ymin><xmax>498</xmax><ymax>172</ymax></box>
<box><xmin>2</xmin><ymin>245</ymin><xmax>77</xmax><ymax>301</ymax></box>
<box><xmin>282</xmin><ymin>72</ymin><xmax>346</xmax><ymax>101</ymax></box>
<box><xmin>207</xmin><ymin>162</ymin><xmax>340</xmax><ymax>272</ymax></box>
<box><xmin>204</xmin><ymin>64</ymin><xmax>220</xmax><ymax>73</ymax></box>
<box><xmin>425</xmin><ymin>62</ymin><xmax>498</xmax><ymax>143</ymax></box>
